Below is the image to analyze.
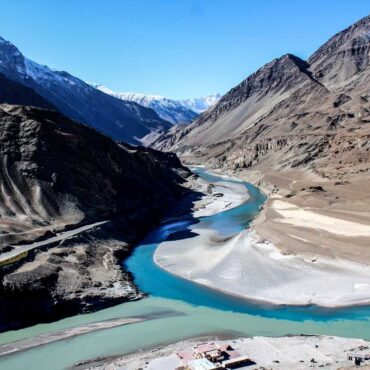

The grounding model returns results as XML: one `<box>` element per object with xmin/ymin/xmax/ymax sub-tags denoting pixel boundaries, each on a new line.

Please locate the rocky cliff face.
<box><xmin>0</xmin><ymin>37</ymin><xmax>171</xmax><ymax>145</ymax></box>
<box><xmin>0</xmin><ymin>104</ymin><xmax>193</xmax><ymax>331</ymax></box>
<box><xmin>309</xmin><ymin>14</ymin><xmax>370</xmax><ymax>89</ymax></box>
<box><xmin>153</xmin><ymin>15</ymin><xmax>370</xmax><ymax>180</ymax></box>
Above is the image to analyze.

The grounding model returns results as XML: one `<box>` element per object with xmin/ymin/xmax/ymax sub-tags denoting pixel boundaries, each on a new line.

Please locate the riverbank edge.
<box><xmin>153</xmin><ymin>167</ymin><xmax>370</xmax><ymax>308</ymax></box>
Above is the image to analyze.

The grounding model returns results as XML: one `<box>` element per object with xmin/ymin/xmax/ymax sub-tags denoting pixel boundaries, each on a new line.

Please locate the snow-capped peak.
<box><xmin>179</xmin><ymin>93</ymin><xmax>222</xmax><ymax>114</ymax></box>
<box><xmin>93</xmin><ymin>85</ymin><xmax>164</xmax><ymax>102</ymax></box>
<box><xmin>90</xmin><ymin>84</ymin><xmax>221</xmax><ymax>124</ymax></box>
<box><xmin>90</xmin><ymin>84</ymin><xmax>199</xmax><ymax>125</ymax></box>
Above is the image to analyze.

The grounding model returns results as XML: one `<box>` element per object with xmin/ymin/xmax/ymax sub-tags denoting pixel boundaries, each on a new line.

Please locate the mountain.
<box><xmin>179</xmin><ymin>93</ymin><xmax>221</xmax><ymax>113</ymax></box>
<box><xmin>153</xmin><ymin>14</ymin><xmax>370</xmax><ymax>265</ymax></box>
<box><xmin>92</xmin><ymin>85</ymin><xmax>199</xmax><ymax>125</ymax></box>
<box><xmin>0</xmin><ymin>104</ymin><xmax>193</xmax><ymax>331</ymax></box>
<box><xmin>0</xmin><ymin>105</ymin><xmax>189</xmax><ymax>238</ymax></box>
<box><xmin>153</xmin><ymin>15</ymin><xmax>370</xmax><ymax>177</ymax></box>
<box><xmin>153</xmin><ymin>53</ymin><xmax>331</xmax><ymax>156</ymax></box>
<box><xmin>0</xmin><ymin>36</ymin><xmax>171</xmax><ymax>145</ymax></box>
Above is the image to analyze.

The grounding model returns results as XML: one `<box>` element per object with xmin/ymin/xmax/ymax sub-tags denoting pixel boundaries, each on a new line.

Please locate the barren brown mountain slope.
<box><xmin>153</xmin><ymin>14</ymin><xmax>370</xmax><ymax>263</ymax></box>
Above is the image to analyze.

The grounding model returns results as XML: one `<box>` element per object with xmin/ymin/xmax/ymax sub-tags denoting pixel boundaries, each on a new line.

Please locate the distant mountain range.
<box><xmin>179</xmin><ymin>94</ymin><xmax>222</xmax><ymax>114</ymax></box>
<box><xmin>0</xmin><ymin>36</ymin><xmax>171</xmax><ymax>145</ymax></box>
<box><xmin>91</xmin><ymin>84</ymin><xmax>221</xmax><ymax>125</ymax></box>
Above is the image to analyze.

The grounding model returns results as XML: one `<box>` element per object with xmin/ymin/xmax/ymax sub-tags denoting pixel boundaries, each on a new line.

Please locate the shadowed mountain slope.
<box><xmin>0</xmin><ymin>104</ymin><xmax>190</xmax><ymax>245</ymax></box>
<box><xmin>0</xmin><ymin>72</ymin><xmax>55</xmax><ymax>110</ymax></box>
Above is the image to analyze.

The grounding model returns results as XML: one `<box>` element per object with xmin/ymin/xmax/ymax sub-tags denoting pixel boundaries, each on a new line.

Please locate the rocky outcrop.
<box><xmin>0</xmin><ymin>104</ymin><xmax>194</xmax><ymax>331</ymax></box>
<box><xmin>309</xmin><ymin>14</ymin><xmax>370</xmax><ymax>89</ymax></box>
<box><xmin>195</xmin><ymin>54</ymin><xmax>317</xmax><ymax>127</ymax></box>
<box><xmin>0</xmin><ymin>225</ymin><xmax>142</xmax><ymax>332</ymax></box>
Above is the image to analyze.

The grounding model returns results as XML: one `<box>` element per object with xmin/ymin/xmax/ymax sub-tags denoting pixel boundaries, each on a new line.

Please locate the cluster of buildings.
<box><xmin>176</xmin><ymin>342</ymin><xmax>253</xmax><ymax>370</ymax></box>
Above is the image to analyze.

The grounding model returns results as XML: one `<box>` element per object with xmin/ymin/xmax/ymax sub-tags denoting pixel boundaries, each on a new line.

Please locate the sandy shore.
<box><xmin>193</xmin><ymin>180</ymin><xmax>249</xmax><ymax>217</ymax></box>
<box><xmin>185</xmin><ymin>168</ymin><xmax>250</xmax><ymax>218</ymax></box>
<box><xmin>0</xmin><ymin>317</ymin><xmax>143</xmax><ymax>357</ymax></box>
<box><xmin>86</xmin><ymin>335</ymin><xmax>370</xmax><ymax>370</ymax></box>
<box><xmin>154</xmin><ymin>169</ymin><xmax>370</xmax><ymax>307</ymax></box>
<box><xmin>0</xmin><ymin>310</ymin><xmax>183</xmax><ymax>357</ymax></box>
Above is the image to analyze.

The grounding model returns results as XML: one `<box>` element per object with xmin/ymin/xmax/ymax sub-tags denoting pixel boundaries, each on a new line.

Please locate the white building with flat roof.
<box><xmin>187</xmin><ymin>358</ymin><xmax>223</xmax><ymax>370</ymax></box>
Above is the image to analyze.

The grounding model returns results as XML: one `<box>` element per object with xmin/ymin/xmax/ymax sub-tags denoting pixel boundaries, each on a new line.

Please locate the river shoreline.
<box><xmin>155</xmin><ymin>168</ymin><xmax>370</xmax><ymax>308</ymax></box>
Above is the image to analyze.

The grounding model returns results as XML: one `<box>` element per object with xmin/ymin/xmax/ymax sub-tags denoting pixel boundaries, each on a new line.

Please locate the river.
<box><xmin>0</xmin><ymin>168</ymin><xmax>369</xmax><ymax>370</ymax></box>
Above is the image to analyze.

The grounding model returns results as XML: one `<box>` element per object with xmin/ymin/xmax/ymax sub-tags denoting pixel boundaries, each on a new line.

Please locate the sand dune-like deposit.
<box><xmin>272</xmin><ymin>200</ymin><xmax>370</xmax><ymax>237</ymax></box>
<box><xmin>155</xmin><ymin>226</ymin><xmax>370</xmax><ymax>307</ymax></box>
<box><xmin>248</xmin><ymin>170</ymin><xmax>370</xmax><ymax>265</ymax></box>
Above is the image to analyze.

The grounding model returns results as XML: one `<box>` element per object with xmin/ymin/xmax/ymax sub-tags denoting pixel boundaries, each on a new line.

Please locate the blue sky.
<box><xmin>0</xmin><ymin>0</ymin><xmax>369</xmax><ymax>99</ymax></box>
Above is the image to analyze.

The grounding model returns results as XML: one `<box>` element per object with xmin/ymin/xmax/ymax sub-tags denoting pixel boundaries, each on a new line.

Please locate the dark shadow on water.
<box><xmin>166</xmin><ymin>229</ymin><xmax>199</xmax><ymax>241</ymax></box>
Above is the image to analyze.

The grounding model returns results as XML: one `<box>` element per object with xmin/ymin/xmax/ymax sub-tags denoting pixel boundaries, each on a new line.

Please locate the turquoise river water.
<box><xmin>0</xmin><ymin>168</ymin><xmax>370</xmax><ymax>370</ymax></box>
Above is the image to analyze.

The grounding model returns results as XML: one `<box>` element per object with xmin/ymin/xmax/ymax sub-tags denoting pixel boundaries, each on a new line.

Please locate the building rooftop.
<box><xmin>187</xmin><ymin>358</ymin><xmax>222</xmax><ymax>370</ymax></box>
<box><xmin>348</xmin><ymin>353</ymin><xmax>370</xmax><ymax>358</ymax></box>
<box><xmin>225</xmin><ymin>349</ymin><xmax>241</xmax><ymax>359</ymax></box>
<box><xmin>177</xmin><ymin>350</ymin><xmax>194</xmax><ymax>361</ymax></box>
<box><xmin>193</xmin><ymin>343</ymin><xmax>219</xmax><ymax>353</ymax></box>
<box><xmin>222</xmin><ymin>354</ymin><xmax>252</xmax><ymax>366</ymax></box>
<box><xmin>218</xmin><ymin>343</ymin><xmax>233</xmax><ymax>352</ymax></box>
